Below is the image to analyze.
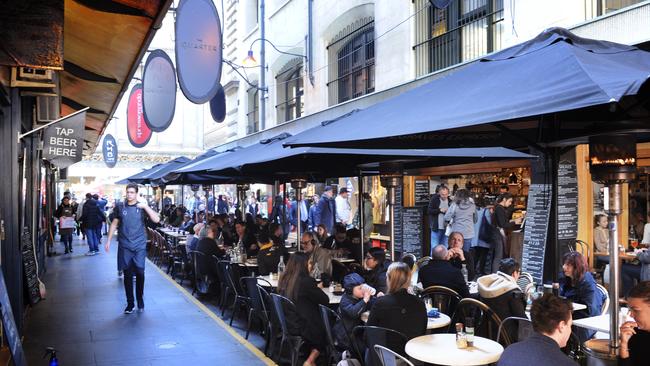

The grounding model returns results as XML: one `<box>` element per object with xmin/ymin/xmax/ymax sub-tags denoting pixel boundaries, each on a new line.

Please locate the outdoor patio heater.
<box><xmin>588</xmin><ymin>134</ymin><xmax>637</xmax><ymax>362</ymax></box>
<box><xmin>291</xmin><ymin>178</ymin><xmax>307</xmax><ymax>251</ymax></box>
<box><xmin>380</xmin><ymin>162</ymin><xmax>403</xmax><ymax>261</ymax></box>
<box><xmin>236</xmin><ymin>183</ymin><xmax>250</xmax><ymax>221</ymax></box>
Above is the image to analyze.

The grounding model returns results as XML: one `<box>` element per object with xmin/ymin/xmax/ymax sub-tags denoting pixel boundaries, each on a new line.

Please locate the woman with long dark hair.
<box><xmin>560</xmin><ymin>251</ymin><xmax>604</xmax><ymax>342</ymax></box>
<box><xmin>492</xmin><ymin>193</ymin><xmax>522</xmax><ymax>271</ymax></box>
<box><xmin>277</xmin><ymin>252</ymin><xmax>329</xmax><ymax>366</ymax></box>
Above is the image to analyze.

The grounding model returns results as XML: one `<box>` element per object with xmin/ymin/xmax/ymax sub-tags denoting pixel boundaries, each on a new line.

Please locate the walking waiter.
<box><xmin>106</xmin><ymin>183</ymin><xmax>160</xmax><ymax>313</ymax></box>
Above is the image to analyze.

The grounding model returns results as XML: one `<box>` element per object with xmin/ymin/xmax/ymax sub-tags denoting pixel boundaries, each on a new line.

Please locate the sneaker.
<box><xmin>137</xmin><ymin>304</ymin><xmax>144</xmax><ymax>313</ymax></box>
<box><xmin>85</xmin><ymin>251</ymin><xmax>94</xmax><ymax>256</ymax></box>
<box><xmin>124</xmin><ymin>304</ymin><xmax>135</xmax><ymax>314</ymax></box>
<box><xmin>118</xmin><ymin>270</ymin><xmax>123</xmax><ymax>277</ymax></box>
<box><xmin>92</xmin><ymin>251</ymin><xmax>99</xmax><ymax>255</ymax></box>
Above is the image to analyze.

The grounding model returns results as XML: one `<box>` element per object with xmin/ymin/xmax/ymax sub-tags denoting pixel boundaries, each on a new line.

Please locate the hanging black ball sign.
<box><xmin>175</xmin><ymin>0</ymin><xmax>223</xmax><ymax>104</ymax></box>
<box><xmin>209</xmin><ymin>84</ymin><xmax>226</xmax><ymax>122</ymax></box>
<box><xmin>142</xmin><ymin>49</ymin><xmax>177</xmax><ymax>132</ymax></box>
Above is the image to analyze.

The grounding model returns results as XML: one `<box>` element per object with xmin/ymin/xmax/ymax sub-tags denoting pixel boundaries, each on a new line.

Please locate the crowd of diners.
<box><xmin>151</xmin><ymin>190</ymin><xmax>649</xmax><ymax>366</ymax></box>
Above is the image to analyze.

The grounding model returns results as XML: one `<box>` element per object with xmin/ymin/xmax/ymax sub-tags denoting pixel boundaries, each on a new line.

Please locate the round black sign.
<box><xmin>102</xmin><ymin>134</ymin><xmax>118</xmax><ymax>168</ymax></box>
<box><xmin>209</xmin><ymin>84</ymin><xmax>226</xmax><ymax>122</ymax></box>
<box><xmin>175</xmin><ymin>0</ymin><xmax>223</xmax><ymax>104</ymax></box>
<box><xmin>142</xmin><ymin>49</ymin><xmax>177</xmax><ymax>132</ymax></box>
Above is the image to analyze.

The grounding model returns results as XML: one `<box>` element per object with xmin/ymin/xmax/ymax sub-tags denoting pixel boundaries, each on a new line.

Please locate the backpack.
<box><xmin>111</xmin><ymin>200</ymin><xmax>147</xmax><ymax>226</ymax></box>
<box><xmin>478</xmin><ymin>209</ymin><xmax>502</xmax><ymax>246</ymax></box>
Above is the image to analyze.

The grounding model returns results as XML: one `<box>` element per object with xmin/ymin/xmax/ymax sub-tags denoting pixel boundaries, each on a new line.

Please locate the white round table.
<box><xmin>405</xmin><ymin>334</ymin><xmax>504</xmax><ymax>366</ymax></box>
<box><xmin>360</xmin><ymin>312</ymin><xmax>450</xmax><ymax>330</ymax></box>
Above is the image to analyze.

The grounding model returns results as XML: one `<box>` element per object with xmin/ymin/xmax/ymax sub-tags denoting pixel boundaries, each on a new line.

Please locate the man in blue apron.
<box><xmin>106</xmin><ymin>183</ymin><xmax>160</xmax><ymax>313</ymax></box>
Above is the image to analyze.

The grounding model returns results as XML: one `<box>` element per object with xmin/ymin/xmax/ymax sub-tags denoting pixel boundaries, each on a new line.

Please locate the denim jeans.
<box><xmin>430</xmin><ymin>229</ymin><xmax>446</xmax><ymax>254</ymax></box>
<box><xmin>84</xmin><ymin>228</ymin><xmax>99</xmax><ymax>252</ymax></box>
<box><xmin>60</xmin><ymin>230</ymin><xmax>73</xmax><ymax>252</ymax></box>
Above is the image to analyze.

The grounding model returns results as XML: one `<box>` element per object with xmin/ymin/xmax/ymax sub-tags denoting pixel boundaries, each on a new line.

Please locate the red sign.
<box><xmin>126</xmin><ymin>84</ymin><xmax>152</xmax><ymax>148</ymax></box>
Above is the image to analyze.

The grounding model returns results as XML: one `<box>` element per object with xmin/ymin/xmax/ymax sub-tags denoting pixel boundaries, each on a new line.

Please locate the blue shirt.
<box><xmin>498</xmin><ymin>333</ymin><xmax>577</xmax><ymax>366</ymax></box>
<box><xmin>113</xmin><ymin>202</ymin><xmax>147</xmax><ymax>251</ymax></box>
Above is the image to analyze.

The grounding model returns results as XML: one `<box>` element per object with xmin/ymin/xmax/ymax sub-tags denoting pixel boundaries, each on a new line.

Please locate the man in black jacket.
<box><xmin>619</xmin><ymin>281</ymin><xmax>650</xmax><ymax>366</ymax></box>
<box><xmin>418</xmin><ymin>244</ymin><xmax>470</xmax><ymax>297</ymax></box>
<box><xmin>427</xmin><ymin>186</ymin><xmax>450</xmax><ymax>250</ymax></box>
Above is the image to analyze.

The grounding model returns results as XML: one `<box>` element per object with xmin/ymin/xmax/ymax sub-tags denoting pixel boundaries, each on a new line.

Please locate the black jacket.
<box><xmin>196</xmin><ymin>237</ymin><xmax>224</xmax><ymax>276</ymax></box>
<box><xmin>619</xmin><ymin>329</ymin><xmax>650</xmax><ymax>366</ymax></box>
<box><xmin>283</xmin><ymin>274</ymin><xmax>329</xmax><ymax>347</ymax></box>
<box><xmin>256</xmin><ymin>242</ymin><xmax>288</xmax><ymax>276</ymax></box>
<box><xmin>364</xmin><ymin>261</ymin><xmax>390</xmax><ymax>294</ymax></box>
<box><xmin>498</xmin><ymin>332</ymin><xmax>577</xmax><ymax>366</ymax></box>
<box><xmin>334</xmin><ymin>293</ymin><xmax>374</xmax><ymax>348</ymax></box>
<box><xmin>427</xmin><ymin>194</ymin><xmax>449</xmax><ymax>230</ymax></box>
<box><xmin>367</xmin><ymin>289</ymin><xmax>427</xmax><ymax>344</ymax></box>
<box><xmin>418</xmin><ymin>259</ymin><xmax>470</xmax><ymax>298</ymax></box>
<box><xmin>449</xmin><ymin>249</ymin><xmax>476</xmax><ymax>281</ymax></box>
<box><xmin>80</xmin><ymin>199</ymin><xmax>104</xmax><ymax>228</ymax></box>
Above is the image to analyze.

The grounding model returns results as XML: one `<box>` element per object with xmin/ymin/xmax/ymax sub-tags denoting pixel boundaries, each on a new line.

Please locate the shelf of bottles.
<box><xmin>442</xmin><ymin>167</ymin><xmax>530</xmax><ymax>209</ymax></box>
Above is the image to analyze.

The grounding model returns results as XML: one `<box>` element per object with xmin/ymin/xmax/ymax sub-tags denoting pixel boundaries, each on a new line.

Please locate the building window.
<box><xmin>275</xmin><ymin>60</ymin><xmax>304</xmax><ymax>123</ymax></box>
<box><xmin>414</xmin><ymin>0</ymin><xmax>504</xmax><ymax>76</ymax></box>
<box><xmin>599</xmin><ymin>0</ymin><xmax>644</xmax><ymax>14</ymax></box>
<box><xmin>327</xmin><ymin>19</ymin><xmax>375</xmax><ymax>105</ymax></box>
<box><xmin>247</xmin><ymin>86</ymin><xmax>259</xmax><ymax>135</ymax></box>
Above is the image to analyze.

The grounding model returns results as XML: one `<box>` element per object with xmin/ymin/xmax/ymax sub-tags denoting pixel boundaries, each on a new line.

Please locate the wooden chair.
<box><xmin>419</xmin><ymin>285</ymin><xmax>461</xmax><ymax>316</ymax></box>
<box><xmin>449</xmin><ymin>298</ymin><xmax>509</xmax><ymax>345</ymax></box>
<box><xmin>352</xmin><ymin>325</ymin><xmax>409</xmax><ymax>366</ymax></box>
<box><xmin>497</xmin><ymin>316</ymin><xmax>533</xmax><ymax>346</ymax></box>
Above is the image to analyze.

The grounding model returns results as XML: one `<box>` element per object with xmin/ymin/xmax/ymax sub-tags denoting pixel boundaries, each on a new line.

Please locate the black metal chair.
<box><xmin>448</xmin><ymin>298</ymin><xmax>509</xmax><ymax>344</ymax></box>
<box><xmin>241</xmin><ymin>277</ymin><xmax>269</xmax><ymax>339</ymax></box>
<box><xmin>215</xmin><ymin>258</ymin><xmax>231</xmax><ymax>315</ymax></box>
<box><xmin>331</xmin><ymin>259</ymin><xmax>350</xmax><ymax>283</ymax></box>
<box><xmin>419</xmin><ymin>285</ymin><xmax>462</xmax><ymax>317</ymax></box>
<box><xmin>225</xmin><ymin>262</ymin><xmax>250</xmax><ymax>326</ymax></box>
<box><xmin>497</xmin><ymin>316</ymin><xmax>533</xmax><ymax>346</ymax></box>
<box><xmin>374</xmin><ymin>344</ymin><xmax>414</xmax><ymax>366</ymax></box>
<box><xmin>352</xmin><ymin>325</ymin><xmax>409</xmax><ymax>366</ymax></box>
<box><xmin>191</xmin><ymin>250</ymin><xmax>213</xmax><ymax>297</ymax></box>
<box><xmin>319</xmin><ymin>304</ymin><xmax>346</xmax><ymax>365</ymax></box>
<box><xmin>258</xmin><ymin>284</ymin><xmax>278</xmax><ymax>357</ymax></box>
<box><xmin>270</xmin><ymin>293</ymin><xmax>304</xmax><ymax>366</ymax></box>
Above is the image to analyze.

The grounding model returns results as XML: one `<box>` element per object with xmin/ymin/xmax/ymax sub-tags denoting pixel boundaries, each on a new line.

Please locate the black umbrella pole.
<box><xmin>358</xmin><ymin>175</ymin><xmax>364</xmax><ymax>261</ymax></box>
<box><xmin>607</xmin><ymin>183</ymin><xmax>622</xmax><ymax>354</ymax></box>
<box><xmin>388</xmin><ymin>186</ymin><xmax>396</xmax><ymax>261</ymax></box>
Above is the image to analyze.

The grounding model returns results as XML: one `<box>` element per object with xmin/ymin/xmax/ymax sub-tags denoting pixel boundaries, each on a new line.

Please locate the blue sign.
<box><xmin>102</xmin><ymin>134</ymin><xmax>118</xmax><ymax>168</ymax></box>
<box><xmin>209</xmin><ymin>84</ymin><xmax>226</xmax><ymax>122</ymax></box>
<box><xmin>175</xmin><ymin>0</ymin><xmax>223</xmax><ymax>104</ymax></box>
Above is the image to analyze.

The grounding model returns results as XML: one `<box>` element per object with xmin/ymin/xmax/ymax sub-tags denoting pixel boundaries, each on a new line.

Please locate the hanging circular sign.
<box><xmin>126</xmin><ymin>84</ymin><xmax>152</xmax><ymax>148</ymax></box>
<box><xmin>175</xmin><ymin>0</ymin><xmax>223</xmax><ymax>104</ymax></box>
<box><xmin>142</xmin><ymin>49</ymin><xmax>177</xmax><ymax>132</ymax></box>
<box><xmin>209</xmin><ymin>84</ymin><xmax>226</xmax><ymax>122</ymax></box>
<box><xmin>102</xmin><ymin>134</ymin><xmax>118</xmax><ymax>168</ymax></box>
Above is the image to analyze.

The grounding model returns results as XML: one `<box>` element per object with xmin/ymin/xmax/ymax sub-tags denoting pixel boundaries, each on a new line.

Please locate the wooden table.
<box><xmin>257</xmin><ymin>275</ymin><xmax>341</xmax><ymax>305</ymax></box>
<box><xmin>594</xmin><ymin>251</ymin><xmax>637</xmax><ymax>261</ymax></box>
<box><xmin>361</xmin><ymin>311</ymin><xmax>451</xmax><ymax>330</ymax></box>
<box><xmin>572</xmin><ymin>314</ymin><xmax>611</xmax><ymax>334</ymax></box>
<box><xmin>405</xmin><ymin>334</ymin><xmax>504</xmax><ymax>366</ymax></box>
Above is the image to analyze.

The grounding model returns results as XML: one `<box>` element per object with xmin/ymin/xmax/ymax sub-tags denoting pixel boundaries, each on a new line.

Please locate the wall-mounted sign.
<box><xmin>102</xmin><ymin>134</ymin><xmax>118</xmax><ymax>168</ymax></box>
<box><xmin>126</xmin><ymin>84</ymin><xmax>152</xmax><ymax>148</ymax></box>
<box><xmin>142</xmin><ymin>49</ymin><xmax>177</xmax><ymax>132</ymax></box>
<box><xmin>209</xmin><ymin>84</ymin><xmax>226</xmax><ymax>122</ymax></box>
<box><xmin>42</xmin><ymin>110</ymin><xmax>86</xmax><ymax>168</ymax></box>
<box><xmin>175</xmin><ymin>0</ymin><xmax>223</xmax><ymax>104</ymax></box>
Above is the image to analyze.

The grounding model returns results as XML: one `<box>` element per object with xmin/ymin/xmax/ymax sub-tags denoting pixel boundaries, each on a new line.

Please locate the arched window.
<box><xmin>275</xmin><ymin>60</ymin><xmax>304</xmax><ymax>123</ymax></box>
<box><xmin>327</xmin><ymin>19</ymin><xmax>375</xmax><ymax>105</ymax></box>
<box><xmin>246</xmin><ymin>86</ymin><xmax>259</xmax><ymax>134</ymax></box>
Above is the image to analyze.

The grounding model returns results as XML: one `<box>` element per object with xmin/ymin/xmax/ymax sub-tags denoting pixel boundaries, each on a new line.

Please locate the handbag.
<box><xmin>444</xmin><ymin>203</ymin><xmax>455</xmax><ymax>236</ymax></box>
<box><xmin>59</xmin><ymin>216</ymin><xmax>76</xmax><ymax>229</ymax></box>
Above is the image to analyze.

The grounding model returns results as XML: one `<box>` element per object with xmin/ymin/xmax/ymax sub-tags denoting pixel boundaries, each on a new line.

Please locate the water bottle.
<box><xmin>238</xmin><ymin>243</ymin><xmax>247</xmax><ymax>263</ymax></box>
<box><xmin>313</xmin><ymin>262</ymin><xmax>322</xmax><ymax>280</ymax></box>
<box><xmin>461</xmin><ymin>264</ymin><xmax>468</xmax><ymax>283</ymax></box>
<box><xmin>277</xmin><ymin>255</ymin><xmax>285</xmax><ymax>275</ymax></box>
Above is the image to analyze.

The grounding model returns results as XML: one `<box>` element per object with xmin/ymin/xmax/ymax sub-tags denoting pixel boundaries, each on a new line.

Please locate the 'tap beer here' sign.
<box><xmin>42</xmin><ymin>110</ymin><xmax>85</xmax><ymax>168</ymax></box>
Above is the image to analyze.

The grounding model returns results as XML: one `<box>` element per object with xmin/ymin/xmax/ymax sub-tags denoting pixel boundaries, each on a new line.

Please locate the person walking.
<box><xmin>81</xmin><ymin>195</ymin><xmax>104</xmax><ymax>255</ymax></box>
<box><xmin>335</xmin><ymin>187</ymin><xmax>352</xmax><ymax>227</ymax></box>
<box><xmin>106</xmin><ymin>183</ymin><xmax>160</xmax><ymax>314</ymax></box>
<box><xmin>55</xmin><ymin>196</ymin><xmax>76</xmax><ymax>254</ymax></box>
<box><xmin>443</xmin><ymin>188</ymin><xmax>477</xmax><ymax>252</ymax></box>
<box><xmin>314</xmin><ymin>186</ymin><xmax>336</xmax><ymax>233</ymax></box>
<box><xmin>427</xmin><ymin>185</ymin><xmax>450</xmax><ymax>248</ymax></box>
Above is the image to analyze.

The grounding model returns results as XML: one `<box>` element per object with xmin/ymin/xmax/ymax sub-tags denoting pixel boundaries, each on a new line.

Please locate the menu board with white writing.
<box><xmin>557</xmin><ymin>161</ymin><xmax>578</xmax><ymax>240</ymax></box>
<box><xmin>402</xmin><ymin>207</ymin><xmax>424</xmax><ymax>257</ymax></box>
<box><xmin>414</xmin><ymin>180</ymin><xmax>430</xmax><ymax>207</ymax></box>
<box><xmin>393</xmin><ymin>187</ymin><xmax>403</xmax><ymax>255</ymax></box>
<box><xmin>521</xmin><ymin>183</ymin><xmax>552</xmax><ymax>284</ymax></box>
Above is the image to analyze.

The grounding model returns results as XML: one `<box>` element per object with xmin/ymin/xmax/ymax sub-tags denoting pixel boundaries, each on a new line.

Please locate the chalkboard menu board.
<box><xmin>393</xmin><ymin>187</ymin><xmax>403</xmax><ymax>255</ymax></box>
<box><xmin>414</xmin><ymin>180</ymin><xmax>430</xmax><ymax>207</ymax></box>
<box><xmin>557</xmin><ymin>161</ymin><xmax>578</xmax><ymax>240</ymax></box>
<box><xmin>402</xmin><ymin>207</ymin><xmax>424</xmax><ymax>256</ymax></box>
<box><xmin>0</xmin><ymin>266</ymin><xmax>27</xmax><ymax>366</ymax></box>
<box><xmin>521</xmin><ymin>183</ymin><xmax>552</xmax><ymax>284</ymax></box>
<box><xmin>21</xmin><ymin>228</ymin><xmax>41</xmax><ymax>305</ymax></box>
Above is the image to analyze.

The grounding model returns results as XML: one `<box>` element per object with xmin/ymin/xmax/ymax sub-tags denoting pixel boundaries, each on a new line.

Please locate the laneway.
<box><xmin>23</xmin><ymin>237</ymin><xmax>272</xmax><ymax>366</ymax></box>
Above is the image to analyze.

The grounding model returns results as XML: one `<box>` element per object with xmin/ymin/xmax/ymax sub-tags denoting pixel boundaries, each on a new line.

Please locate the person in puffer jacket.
<box><xmin>477</xmin><ymin>258</ymin><xmax>526</xmax><ymax>341</ymax></box>
<box><xmin>334</xmin><ymin>273</ymin><xmax>376</xmax><ymax>350</ymax></box>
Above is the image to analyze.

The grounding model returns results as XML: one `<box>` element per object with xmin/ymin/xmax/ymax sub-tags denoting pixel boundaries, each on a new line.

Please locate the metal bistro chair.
<box><xmin>319</xmin><ymin>304</ymin><xmax>359</xmax><ymax>365</ymax></box>
<box><xmin>352</xmin><ymin>325</ymin><xmax>409</xmax><ymax>366</ymax></box>
<box><xmin>497</xmin><ymin>316</ymin><xmax>534</xmax><ymax>346</ymax></box>
<box><xmin>374</xmin><ymin>345</ymin><xmax>415</xmax><ymax>366</ymax></box>
<box><xmin>241</xmin><ymin>277</ymin><xmax>269</xmax><ymax>339</ymax></box>
<box><xmin>225</xmin><ymin>262</ymin><xmax>250</xmax><ymax>326</ymax></box>
<box><xmin>516</xmin><ymin>272</ymin><xmax>534</xmax><ymax>292</ymax></box>
<box><xmin>191</xmin><ymin>250</ymin><xmax>212</xmax><ymax>297</ymax></box>
<box><xmin>270</xmin><ymin>293</ymin><xmax>304</xmax><ymax>366</ymax></box>
<box><xmin>596</xmin><ymin>283</ymin><xmax>609</xmax><ymax>315</ymax></box>
<box><xmin>419</xmin><ymin>285</ymin><xmax>462</xmax><ymax>317</ymax></box>
<box><xmin>257</xmin><ymin>284</ymin><xmax>277</xmax><ymax>357</ymax></box>
<box><xmin>449</xmin><ymin>298</ymin><xmax>509</xmax><ymax>345</ymax></box>
<box><xmin>215</xmin><ymin>258</ymin><xmax>232</xmax><ymax>315</ymax></box>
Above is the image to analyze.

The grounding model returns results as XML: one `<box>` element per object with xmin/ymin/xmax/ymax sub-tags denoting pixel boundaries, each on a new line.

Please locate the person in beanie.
<box><xmin>106</xmin><ymin>183</ymin><xmax>160</xmax><ymax>314</ymax></box>
<box><xmin>334</xmin><ymin>273</ymin><xmax>376</xmax><ymax>349</ymax></box>
<box><xmin>55</xmin><ymin>196</ymin><xmax>76</xmax><ymax>254</ymax></box>
<box><xmin>363</xmin><ymin>247</ymin><xmax>390</xmax><ymax>294</ymax></box>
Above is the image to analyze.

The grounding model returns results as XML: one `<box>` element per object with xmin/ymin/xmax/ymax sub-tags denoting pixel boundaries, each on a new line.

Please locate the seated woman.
<box><xmin>559</xmin><ymin>251</ymin><xmax>604</xmax><ymax>342</ymax></box>
<box><xmin>619</xmin><ymin>281</ymin><xmax>650</xmax><ymax>366</ymax></box>
<box><xmin>257</xmin><ymin>228</ymin><xmax>288</xmax><ymax>276</ymax></box>
<box><xmin>593</xmin><ymin>214</ymin><xmax>610</xmax><ymax>266</ymax></box>
<box><xmin>277</xmin><ymin>252</ymin><xmax>329</xmax><ymax>366</ymax></box>
<box><xmin>334</xmin><ymin>273</ymin><xmax>376</xmax><ymax>350</ymax></box>
<box><xmin>367</xmin><ymin>262</ymin><xmax>427</xmax><ymax>362</ymax></box>
<box><xmin>363</xmin><ymin>247</ymin><xmax>390</xmax><ymax>294</ymax></box>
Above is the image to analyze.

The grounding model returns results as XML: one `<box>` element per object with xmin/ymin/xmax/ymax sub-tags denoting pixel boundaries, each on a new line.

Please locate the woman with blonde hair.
<box><xmin>367</xmin><ymin>262</ymin><xmax>427</xmax><ymax>353</ymax></box>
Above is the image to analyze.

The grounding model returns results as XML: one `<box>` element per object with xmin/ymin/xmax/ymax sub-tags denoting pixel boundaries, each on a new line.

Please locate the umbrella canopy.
<box><xmin>174</xmin><ymin>133</ymin><xmax>536</xmax><ymax>181</ymax></box>
<box><xmin>118</xmin><ymin>156</ymin><xmax>190</xmax><ymax>185</ymax></box>
<box><xmin>285</xmin><ymin>28</ymin><xmax>650</xmax><ymax>150</ymax></box>
<box><xmin>159</xmin><ymin>149</ymin><xmax>257</xmax><ymax>185</ymax></box>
